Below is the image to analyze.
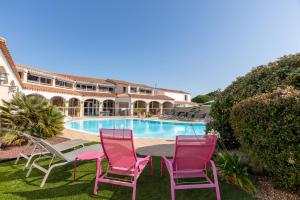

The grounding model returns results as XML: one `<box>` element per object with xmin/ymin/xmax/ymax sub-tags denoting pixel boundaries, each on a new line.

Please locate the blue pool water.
<box><xmin>65</xmin><ymin>119</ymin><xmax>206</xmax><ymax>139</ymax></box>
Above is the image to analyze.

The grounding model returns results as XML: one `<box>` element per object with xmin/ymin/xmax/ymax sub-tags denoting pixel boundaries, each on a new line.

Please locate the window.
<box><xmin>56</xmin><ymin>79</ymin><xmax>73</xmax><ymax>89</ymax></box>
<box><xmin>184</xmin><ymin>95</ymin><xmax>188</xmax><ymax>101</ymax></box>
<box><xmin>123</xmin><ymin>87</ymin><xmax>127</xmax><ymax>93</ymax></box>
<box><xmin>139</xmin><ymin>88</ymin><xmax>152</xmax><ymax>94</ymax></box>
<box><xmin>27</xmin><ymin>73</ymin><xmax>39</xmax><ymax>83</ymax></box>
<box><xmin>40</xmin><ymin>77</ymin><xmax>52</xmax><ymax>85</ymax></box>
<box><xmin>99</xmin><ymin>86</ymin><xmax>114</xmax><ymax>92</ymax></box>
<box><xmin>87</xmin><ymin>85</ymin><xmax>96</xmax><ymax>91</ymax></box>
<box><xmin>76</xmin><ymin>83</ymin><xmax>96</xmax><ymax>91</ymax></box>
<box><xmin>130</xmin><ymin>87</ymin><xmax>137</xmax><ymax>93</ymax></box>
<box><xmin>18</xmin><ymin>72</ymin><xmax>24</xmax><ymax>80</ymax></box>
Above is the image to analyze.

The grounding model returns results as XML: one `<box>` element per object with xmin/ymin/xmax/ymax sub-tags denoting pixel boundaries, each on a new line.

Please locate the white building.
<box><xmin>0</xmin><ymin>36</ymin><xmax>193</xmax><ymax>116</ymax></box>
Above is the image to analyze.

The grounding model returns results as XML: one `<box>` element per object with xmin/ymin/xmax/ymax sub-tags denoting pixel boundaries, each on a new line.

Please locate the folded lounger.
<box><xmin>15</xmin><ymin>132</ymin><xmax>89</xmax><ymax>170</ymax></box>
<box><xmin>26</xmin><ymin>138</ymin><xmax>103</xmax><ymax>187</ymax></box>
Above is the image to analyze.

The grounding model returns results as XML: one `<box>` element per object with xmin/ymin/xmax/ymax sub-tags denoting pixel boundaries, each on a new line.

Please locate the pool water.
<box><xmin>65</xmin><ymin>119</ymin><xmax>206</xmax><ymax>139</ymax></box>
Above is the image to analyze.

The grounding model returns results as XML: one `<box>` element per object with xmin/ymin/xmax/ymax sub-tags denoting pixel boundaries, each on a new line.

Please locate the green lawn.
<box><xmin>0</xmin><ymin>157</ymin><xmax>254</xmax><ymax>200</ymax></box>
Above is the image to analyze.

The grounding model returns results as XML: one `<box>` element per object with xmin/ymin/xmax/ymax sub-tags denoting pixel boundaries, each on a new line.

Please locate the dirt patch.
<box><xmin>0</xmin><ymin>135</ymin><xmax>69</xmax><ymax>161</ymax></box>
<box><xmin>255</xmin><ymin>176</ymin><xmax>299</xmax><ymax>200</ymax></box>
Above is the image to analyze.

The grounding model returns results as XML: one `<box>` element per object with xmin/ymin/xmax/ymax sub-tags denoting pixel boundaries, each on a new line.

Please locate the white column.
<box><xmin>80</xmin><ymin>101</ymin><xmax>84</xmax><ymax>117</ymax></box>
<box><xmin>115</xmin><ymin>102</ymin><xmax>119</xmax><ymax>116</ymax></box>
<box><xmin>23</xmin><ymin>70</ymin><xmax>28</xmax><ymax>82</ymax></box>
<box><xmin>52</xmin><ymin>77</ymin><xmax>56</xmax><ymax>87</ymax></box>
<box><xmin>64</xmin><ymin>101</ymin><xmax>69</xmax><ymax>116</ymax></box>
<box><xmin>130</xmin><ymin>102</ymin><xmax>134</xmax><ymax>116</ymax></box>
<box><xmin>146</xmin><ymin>103</ymin><xmax>150</xmax><ymax>114</ymax></box>
<box><xmin>159</xmin><ymin>103</ymin><xmax>163</xmax><ymax>115</ymax></box>
<box><xmin>99</xmin><ymin>102</ymin><xmax>103</xmax><ymax>116</ymax></box>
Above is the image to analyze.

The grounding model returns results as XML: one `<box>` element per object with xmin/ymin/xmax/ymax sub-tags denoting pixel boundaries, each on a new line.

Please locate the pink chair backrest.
<box><xmin>100</xmin><ymin>128</ymin><xmax>137</xmax><ymax>171</ymax></box>
<box><xmin>173</xmin><ymin>135</ymin><xmax>217</xmax><ymax>171</ymax></box>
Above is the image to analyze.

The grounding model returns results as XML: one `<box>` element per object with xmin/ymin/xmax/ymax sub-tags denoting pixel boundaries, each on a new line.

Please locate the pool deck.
<box><xmin>62</xmin><ymin>128</ymin><xmax>176</xmax><ymax>157</ymax></box>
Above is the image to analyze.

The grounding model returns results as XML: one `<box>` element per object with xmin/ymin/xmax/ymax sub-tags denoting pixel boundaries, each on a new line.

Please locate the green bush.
<box><xmin>230</xmin><ymin>87</ymin><xmax>300</xmax><ymax>190</ymax></box>
<box><xmin>208</xmin><ymin>53</ymin><xmax>300</xmax><ymax>149</ymax></box>
<box><xmin>0</xmin><ymin>93</ymin><xmax>64</xmax><ymax>147</ymax></box>
<box><xmin>216</xmin><ymin>151</ymin><xmax>256</xmax><ymax>194</ymax></box>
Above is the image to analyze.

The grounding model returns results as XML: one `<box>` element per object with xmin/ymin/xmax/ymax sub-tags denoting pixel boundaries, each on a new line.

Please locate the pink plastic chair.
<box><xmin>94</xmin><ymin>128</ymin><xmax>152</xmax><ymax>200</ymax></box>
<box><xmin>161</xmin><ymin>135</ymin><xmax>221</xmax><ymax>200</ymax></box>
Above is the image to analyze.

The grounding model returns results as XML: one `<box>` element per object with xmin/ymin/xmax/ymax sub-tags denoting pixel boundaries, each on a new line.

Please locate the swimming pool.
<box><xmin>65</xmin><ymin>119</ymin><xmax>206</xmax><ymax>139</ymax></box>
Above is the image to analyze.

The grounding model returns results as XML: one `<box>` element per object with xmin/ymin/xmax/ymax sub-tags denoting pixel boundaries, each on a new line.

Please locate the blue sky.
<box><xmin>1</xmin><ymin>0</ymin><xmax>300</xmax><ymax>96</ymax></box>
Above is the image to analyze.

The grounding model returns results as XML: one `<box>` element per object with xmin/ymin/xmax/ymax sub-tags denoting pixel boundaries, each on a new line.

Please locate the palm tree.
<box><xmin>0</xmin><ymin>93</ymin><xmax>64</xmax><ymax>146</ymax></box>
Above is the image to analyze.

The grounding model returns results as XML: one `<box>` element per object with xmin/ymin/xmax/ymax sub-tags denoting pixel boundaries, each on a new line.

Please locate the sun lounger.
<box><xmin>15</xmin><ymin>132</ymin><xmax>89</xmax><ymax>170</ymax></box>
<box><xmin>26</xmin><ymin>138</ymin><xmax>103</xmax><ymax>187</ymax></box>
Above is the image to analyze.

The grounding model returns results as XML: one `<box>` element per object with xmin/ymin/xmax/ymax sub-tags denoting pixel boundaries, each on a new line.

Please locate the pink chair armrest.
<box><xmin>135</xmin><ymin>156</ymin><xmax>151</xmax><ymax>168</ymax></box>
<box><xmin>134</xmin><ymin>156</ymin><xmax>151</xmax><ymax>176</ymax></box>
<box><xmin>162</xmin><ymin>156</ymin><xmax>173</xmax><ymax>175</ymax></box>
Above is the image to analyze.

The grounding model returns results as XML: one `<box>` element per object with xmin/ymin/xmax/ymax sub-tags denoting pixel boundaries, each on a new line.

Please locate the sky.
<box><xmin>1</xmin><ymin>0</ymin><xmax>300</xmax><ymax>96</ymax></box>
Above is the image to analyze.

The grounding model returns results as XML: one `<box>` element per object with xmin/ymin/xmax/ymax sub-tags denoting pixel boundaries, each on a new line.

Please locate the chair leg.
<box><xmin>93</xmin><ymin>158</ymin><xmax>101</xmax><ymax>195</ymax></box>
<box><xmin>40</xmin><ymin>162</ymin><xmax>68</xmax><ymax>187</ymax></box>
<box><xmin>132</xmin><ymin>183</ymin><xmax>137</xmax><ymax>200</ymax></box>
<box><xmin>24</xmin><ymin>153</ymin><xmax>40</xmax><ymax>170</ymax></box>
<box><xmin>26</xmin><ymin>162</ymin><xmax>34</xmax><ymax>177</ymax></box>
<box><xmin>171</xmin><ymin>183</ymin><xmax>175</xmax><ymax>200</ymax></box>
<box><xmin>210</xmin><ymin>161</ymin><xmax>221</xmax><ymax>200</ymax></box>
<box><xmin>161</xmin><ymin>158</ymin><xmax>165</xmax><ymax>176</ymax></box>
<box><xmin>149</xmin><ymin>157</ymin><xmax>153</xmax><ymax>176</ymax></box>
<box><xmin>73</xmin><ymin>159</ymin><xmax>77</xmax><ymax>181</ymax></box>
<box><xmin>15</xmin><ymin>153</ymin><xmax>21</xmax><ymax>164</ymax></box>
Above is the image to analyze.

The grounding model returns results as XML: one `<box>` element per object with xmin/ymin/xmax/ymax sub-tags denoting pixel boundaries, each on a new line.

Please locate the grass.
<box><xmin>0</xmin><ymin>157</ymin><xmax>255</xmax><ymax>200</ymax></box>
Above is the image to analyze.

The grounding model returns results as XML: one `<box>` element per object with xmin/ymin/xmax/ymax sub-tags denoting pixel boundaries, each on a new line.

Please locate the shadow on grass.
<box><xmin>1</xmin><ymin>156</ymin><xmax>255</xmax><ymax>200</ymax></box>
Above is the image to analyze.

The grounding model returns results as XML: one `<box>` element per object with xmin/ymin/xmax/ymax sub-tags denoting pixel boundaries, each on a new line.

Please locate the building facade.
<box><xmin>0</xmin><ymin>37</ymin><xmax>193</xmax><ymax>117</ymax></box>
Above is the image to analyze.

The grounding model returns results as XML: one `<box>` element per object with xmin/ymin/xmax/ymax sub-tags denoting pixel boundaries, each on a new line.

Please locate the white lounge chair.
<box><xmin>26</xmin><ymin>139</ymin><xmax>103</xmax><ymax>187</ymax></box>
<box><xmin>15</xmin><ymin>132</ymin><xmax>88</xmax><ymax>170</ymax></box>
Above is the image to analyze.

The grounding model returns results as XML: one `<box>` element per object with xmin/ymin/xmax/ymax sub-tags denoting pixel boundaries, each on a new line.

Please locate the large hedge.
<box><xmin>207</xmin><ymin>53</ymin><xmax>300</xmax><ymax>149</ymax></box>
<box><xmin>230</xmin><ymin>87</ymin><xmax>300</xmax><ymax>190</ymax></box>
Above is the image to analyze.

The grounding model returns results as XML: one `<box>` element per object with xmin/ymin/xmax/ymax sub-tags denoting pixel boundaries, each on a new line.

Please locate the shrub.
<box><xmin>208</xmin><ymin>53</ymin><xmax>300</xmax><ymax>149</ymax></box>
<box><xmin>230</xmin><ymin>87</ymin><xmax>300</xmax><ymax>190</ymax></box>
<box><xmin>0</xmin><ymin>93</ymin><xmax>64</xmax><ymax>147</ymax></box>
<box><xmin>216</xmin><ymin>151</ymin><xmax>256</xmax><ymax>194</ymax></box>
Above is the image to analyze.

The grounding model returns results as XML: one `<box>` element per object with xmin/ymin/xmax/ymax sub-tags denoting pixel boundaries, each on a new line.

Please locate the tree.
<box><xmin>0</xmin><ymin>93</ymin><xmax>64</xmax><ymax>147</ymax></box>
<box><xmin>192</xmin><ymin>95</ymin><xmax>212</xmax><ymax>104</ymax></box>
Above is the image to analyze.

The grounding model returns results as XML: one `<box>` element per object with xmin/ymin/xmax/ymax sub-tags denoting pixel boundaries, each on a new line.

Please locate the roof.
<box><xmin>17</xmin><ymin>64</ymin><xmax>112</xmax><ymax>85</ymax></box>
<box><xmin>174</xmin><ymin>101</ymin><xmax>197</xmax><ymax>105</ymax></box>
<box><xmin>156</xmin><ymin>87</ymin><xmax>190</xmax><ymax>94</ymax></box>
<box><xmin>80</xmin><ymin>91</ymin><xmax>115</xmax><ymax>97</ymax></box>
<box><xmin>0</xmin><ymin>37</ymin><xmax>22</xmax><ymax>86</ymax></box>
<box><xmin>107</xmin><ymin>79</ymin><xmax>152</xmax><ymax>88</ymax></box>
<box><xmin>23</xmin><ymin>83</ymin><xmax>81</xmax><ymax>95</ymax></box>
<box><xmin>23</xmin><ymin>83</ymin><xmax>116</xmax><ymax>97</ymax></box>
<box><xmin>117</xmin><ymin>93</ymin><xmax>174</xmax><ymax>101</ymax></box>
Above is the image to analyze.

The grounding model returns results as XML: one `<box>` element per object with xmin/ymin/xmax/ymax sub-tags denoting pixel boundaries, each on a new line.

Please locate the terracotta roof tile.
<box><xmin>0</xmin><ymin>38</ymin><xmax>22</xmax><ymax>86</ymax></box>
<box><xmin>17</xmin><ymin>64</ymin><xmax>113</xmax><ymax>85</ymax></box>
<box><xmin>118</xmin><ymin>93</ymin><xmax>174</xmax><ymax>101</ymax></box>
<box><xmin>23</xmin><ymin>83</ymin><xmax>80</xmax><ymax>95</ymax></box>
<box><xmin>175</xmin><ymin>101</ymin><xmax>196</xmax><ymax>105</ymax></box>
<box><xmin>156</xmin><ymin>88</ymin><xmax>190</xmax><ymax>94</ymax></box>
<box><xmin>55</xmin><ymin>73</ymin><xmax>111</xmax><ymax>85</ymax></box>
<box><xmin>107</xmin><ymin>79</ymin><xmax>152</xmax><ymax>88</ymax></box>
<box><xmin>80</xmin><ymin>91</ymin><xmax>115</xmax><ymax>97</ymax></box>
<box><xmin>23</xmin><ymin>83</ymin><xmax>116</xmax><ymax>97</ymax></box>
